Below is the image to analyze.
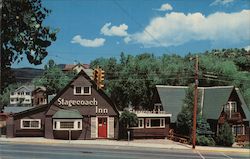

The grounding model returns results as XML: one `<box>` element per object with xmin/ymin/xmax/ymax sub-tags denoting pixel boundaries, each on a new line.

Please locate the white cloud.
<box><xmin>71</xmin><ymin>35</ymin><xmax>105</xmax><ymax>47</ymax></box>
<box><xmin>124</xmin><ymin>36</ymin><xmax>132</xmax><ymax>43</ymax></box>
<box><xmin>155</xmin><ymin>3</ymin><xmax>173</xmax><ymax>11</ymax></box>
<box><xmin>101</xmin><ymin>23</ymin><xmax>128</xmax><ymax>37</ymax></box>
<box><xmin>210</xmin><ymin>0</ymin><xmax>235</xmax><ymax>6</ymax></box>
<box><xmin>128</xmin><ymin>10</ymin><xmax>250</xmax><ymax>47</ymax></box>
<box><xmin>244</xmin><ymin>45</ymin><xmax>250</xmax><ymax>51</ymax></box>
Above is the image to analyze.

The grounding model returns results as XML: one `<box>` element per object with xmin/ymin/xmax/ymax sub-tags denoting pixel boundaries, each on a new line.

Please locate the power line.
<box><xmin>113</xmin><ymin>0</ymin><xmax>171</xmax><ymax>53</ymax></box>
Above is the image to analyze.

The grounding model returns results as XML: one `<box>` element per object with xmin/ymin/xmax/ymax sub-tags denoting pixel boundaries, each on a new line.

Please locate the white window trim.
<box><xmin>232</xmin><ymin>125</ymin><xmax>245</xmax><ymax>135</ymax></box>
<box><xmin>138</xmin><ymin>118</ymin><xmax>144</xmax><ymax>128</ymax></box>
<box><xmin>74</xmin><ymin>86</ymin><xmax>91</xmax><ymax>95</ymax></box>
<box><xmin>53</xmin><ymin>119</ymin><xmax>82</xmax><ymax>130</ymax></box>
<box><xmin>145</xmin><ymin>118</ymin><xmax>165</xmax><ymax>128</ymax></box>
<box><xmin>21</xmin><ymin>119</ymin><xmax>41</xmax><ymax>129</ymax></box>
<box><xmin>225</xmin><ymin>101</ymin><xmax>237</xmax><ymax>118</ymax></box>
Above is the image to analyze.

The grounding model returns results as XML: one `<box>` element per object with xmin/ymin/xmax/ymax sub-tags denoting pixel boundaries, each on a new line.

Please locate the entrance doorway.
<box><xmin>98</xmin><ymin>117</ymin><xmax>107</xmax><ymax>138</ymax></box>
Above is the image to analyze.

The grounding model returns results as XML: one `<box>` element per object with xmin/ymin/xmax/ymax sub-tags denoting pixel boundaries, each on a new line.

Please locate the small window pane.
<box><xmin>83</xmin><ymin>87</ymin><xmax>90</xmax><ymax>94</ymax></box>
<box><xmin>31</xmin><ymin>121</ymin><xmax>39</xmax><ymax>128</ymax></box>
<box><xmin>23</xmin><ymin>121</ymin><xmax>30</xmax><ymax>127</ymax></box>
<box><xmin>60</xmin><ymin>122</ymin><xmax>74</xmax><ymax>129</ymax></box>
<box><xmin>75</xmin><ymin>87</ymin><xmax>82</xmax><ymax>94</ymax></box>
<box><xmin>54</xmin><ymin>122</ymin><xmax>57</xmax><ymax>129</ymax></box>
<box><xmin>151</xmin><ymin>119</ymin><xmax>161</xmax><ymax>127</ymax></box>
<box><xmin>78</xmin><ymin>121</ymin><xmax>81</xmax><ymax>129</ymax></box>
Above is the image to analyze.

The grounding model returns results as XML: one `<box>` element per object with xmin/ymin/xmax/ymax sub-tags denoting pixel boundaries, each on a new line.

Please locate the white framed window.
<box><xmin>26</xmin><ymin>92</ymin><xmax>30</xmax><ymax>95</ymax></box>
<box><xmin>232</xmin><ymin>125</ymin><xmax>245</xmax><ymax>135</ymax></box>
<box><xmin>224</xmin><ymin>101</ymin><xmax>237</xmax><ymax>118</ymax></box>
<box><xmin>53</xmin><ymin>119</ymin><xmax>82</xmax><ymax>130</ymax></box>
<box><xmin>138</xmin><ymin>118</ymin><xmax>144</xmax><ymax>128</ymax></box>
<box><xmin>145</xmin><ymin>118</ymin><xmax>165</xmax><ymax>128</ymax></box>
<box><xmin>154</xmin><ymin>103</ymin><xmax>162</xmax><ymax>111</ymax></box>
<box><xmin>21</xmin><ymin>119</ymin><xmax>41</xmax><ymax>129</ymax></box>
<box><xmin>74</xmin><ymin>86</ymin><xmax>91</xmax><ymax>95</ymax></box>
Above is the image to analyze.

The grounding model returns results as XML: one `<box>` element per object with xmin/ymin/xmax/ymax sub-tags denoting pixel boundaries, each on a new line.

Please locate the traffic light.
<box><xmin>97</xmin><ymin>69</ymin><xmax>105</xmax><ymax>89</ymax></box>
<box><xmin>92</xmin><ymin>68</ymin><xmax>99</xmax><ymax>81</ymax></box>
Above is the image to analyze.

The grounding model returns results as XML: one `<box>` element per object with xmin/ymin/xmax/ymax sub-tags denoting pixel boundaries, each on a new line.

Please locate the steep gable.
<box><xmin>45</xmin><ymin>70</ymin><xmax>119</xmax><ymax>116</ymax></box>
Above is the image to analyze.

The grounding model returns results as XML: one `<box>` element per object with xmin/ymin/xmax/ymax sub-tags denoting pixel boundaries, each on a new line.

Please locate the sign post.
<box><xmin>68</xmin><ymin>129</ymin><xmax>71</xmax><ymax>144</ymax></box>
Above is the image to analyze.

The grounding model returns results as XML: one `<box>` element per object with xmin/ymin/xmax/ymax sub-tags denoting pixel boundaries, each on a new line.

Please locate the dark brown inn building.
<box><xmin>6</xmin><ymin>71</ymin><xmax>119</xmax><ymax>139</ymax></box>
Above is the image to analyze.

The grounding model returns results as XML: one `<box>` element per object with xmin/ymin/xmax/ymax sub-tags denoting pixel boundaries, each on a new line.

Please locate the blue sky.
<box><xmin>13</xmin><ymin>0</ymin><xmax>250</xmax><ymax>68</ymax></box>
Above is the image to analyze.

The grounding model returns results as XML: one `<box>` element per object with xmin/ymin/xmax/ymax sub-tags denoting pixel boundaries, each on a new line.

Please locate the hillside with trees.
<box><xmin>90</xmin><ymin>48</ymin><xmax>250</xmax><ymax>110</ymax></box>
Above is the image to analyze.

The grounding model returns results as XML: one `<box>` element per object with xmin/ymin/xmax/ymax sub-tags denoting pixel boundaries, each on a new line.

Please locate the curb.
<box><xmin>1</xmin><ymin>139</ymin><xmax>249</xmax><ymax>154</ymax></box>
<box><xmin>0</xmin><ymin>139</ymin><xmax>189</xmax><ymax>150</ymax></box>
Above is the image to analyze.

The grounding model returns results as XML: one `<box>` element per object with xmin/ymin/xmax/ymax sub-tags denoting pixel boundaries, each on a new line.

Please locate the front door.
<box><xmin>98</xmin><ymin>117</ymin><xmax>107</xmax><ymax>138</ymax></box>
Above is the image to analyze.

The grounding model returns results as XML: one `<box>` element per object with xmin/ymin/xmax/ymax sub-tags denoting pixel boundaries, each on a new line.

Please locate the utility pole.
<box><xmin>0</xmin><ymin>0</ymin><xmax>2</xmax><ymax>94</ymax></box>
<box><xmin>192</xmin><ymin>55</ymin><xmax>199</xmax><ymax>149</ymax></box>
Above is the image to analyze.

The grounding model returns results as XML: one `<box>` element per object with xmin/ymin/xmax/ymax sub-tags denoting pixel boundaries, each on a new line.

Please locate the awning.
<box><xmin>52</xmin><ymin>109</ymin><xmax>83</xmax><ymax>119</ymax></box>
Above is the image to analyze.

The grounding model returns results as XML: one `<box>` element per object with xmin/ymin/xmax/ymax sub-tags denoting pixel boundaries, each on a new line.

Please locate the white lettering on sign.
<box><xmin>57</xmin><ymin>98</ymin><xmax>98</xmax><ymax>107</ymax></box>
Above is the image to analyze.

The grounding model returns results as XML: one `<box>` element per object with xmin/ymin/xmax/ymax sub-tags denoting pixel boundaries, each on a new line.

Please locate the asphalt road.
<box><xmin>0</xmin><ymin>143</ymin><xmax>249</xmax><ymax>159</ymax></box>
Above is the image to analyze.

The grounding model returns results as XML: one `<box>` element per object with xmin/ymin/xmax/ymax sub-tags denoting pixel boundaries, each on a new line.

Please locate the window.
<box><xmin>11</xmin><ymin>99</ymin><xmax>14</xmax><ymax>102</ymax></box>
<box><xmin>154</xmin><ymin>104</ymin><xmax>163</xmax><ymax>111</ymax></box>
<box><xmin>146</xmin><ymin>119</ymin><xmax>150</xmax><ymax>127</ymax></box>
<box><xmin>26</xmin><ymin>92</ymin><xmax>30</xmax><ymax>95</ymax></box>
<box><xmin>78</xmin><ymin>121</ymin><xmax>81</xmax><ymax>129</ymax></box>
<box><xmin>74</xmin><ymin>86</ymin><xmax>91</xmax><ymax>95</ymax></box>
<box><xmin>21</xmin><ymin>92</ymin><xmax>24</xmax><ymax>95</ymax></box>
<box><xmin>151</xmin><ymin>119</ymin><xmax>161</xmax><ymax>127</ymax></box>
<box><xmin>21</xmin><ymin>119</ymin><xmax>41</xmax><ymax>129</ymax></box>
<box><xmin>53</xmin><ymin>119</ymin><xmax>82</xmax><ymax>130</ymax></box>
<box><xmin>83</xmin><ymin>87</ymin><xmax>90</xmax><ymax>94</ymax></box>
<box><xmin>25</xmin><ymin>99</ymin><xmax>30</xmax><ymax>102</ymax></box>
<box><xmin>146</xmin><ymin>118</ymin><xmax>165</xmax><ymax>128</ymax></box>
<box><xmin>137</xmin><ymin>118</ymin><xmax>144</xmax><ymax>128</ymax></box>
<box><xmin>224</xmin><ymin>101</ymin><xmax>237</xmax><ymax>118</ymax></box>
<box><xmin>60</xmin><ymin>122</ymin><xmax>74</xmax><ymax>129</ymax></box>
<box><xmin>11</xmin><ymin>92</ymin><xmax>14</xmax><ymax>95</ymax></box>
<box><xmin>232</xmin><ymin>125</ymin><xmax>245</xmax><ymax>135</ymax></box>
<box><xmin>75</xmin><ymin>87</ymin><xmax>82</xmax><ymax>94</ymax></box>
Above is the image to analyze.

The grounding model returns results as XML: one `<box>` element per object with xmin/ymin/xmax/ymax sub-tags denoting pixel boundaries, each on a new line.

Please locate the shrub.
<box><xmin>197</xmin><ymin>135</ymin><xmax>215</xmax><ymax>146</ymax></box>
<box><xmin>216</xmin><ymin>122</ymin><xmax>234</xmax><ymax>147</ymax></box>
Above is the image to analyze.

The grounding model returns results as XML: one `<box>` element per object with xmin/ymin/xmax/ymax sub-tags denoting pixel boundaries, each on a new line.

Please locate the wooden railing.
<box><xmin>218</xmin><ymin>112</ymin><xmax>242</xmax><ymax>123</ymax></box>
<box><xmin>227</xmin><ymin>112</ymin><xmax>242</xmax><ymax>122</ymax></box>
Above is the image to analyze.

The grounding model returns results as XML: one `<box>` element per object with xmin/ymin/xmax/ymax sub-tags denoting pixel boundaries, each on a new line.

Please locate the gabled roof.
<box><xmin>236</xmin><ymin>88</ymin><xmax>250</xmax><ymax>121</ymax></box>
<box><xmin>46</xmin><ymin>70</ymin><xmax>119</xmax><ymax>115</ymax></box>
<box><xmin>14</xmin><ymin>85</ymin><xmax>35</xmax><ymax>92</ymax></box>
<box><xmin>202</xmin><ymin>86</ymin><xmax>234</xmax><ymax>120</ymax></box>
<box><xmin>156</xmin><ymin>85</ymin><xmax>187</xmax><ymax>123</ymax></box>
<box><xmin>155</xmin><ymin>85</ymin><xmax>250</xmax><ymax>122</ymax></box>
<box><xmin>63</xmin><ymin>64</ymin><xmax>90</xmax><ymax>71</ymax></box>
<box><xmin>3</xmin><ymin>106</ymin><xmax>34</xmax><ymax>114</ymax></box>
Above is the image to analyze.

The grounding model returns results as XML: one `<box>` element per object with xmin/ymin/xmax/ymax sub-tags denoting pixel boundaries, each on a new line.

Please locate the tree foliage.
<box><xmin>0</xmin><ymin>83</ymin><xmax>22</xmax><ymax>109</ymax></box>
<box><xmin>1</xmin><ymin>0</ymin><xmax>58</xmax><ymax>90</ymax></box>
<box><xmin>119</xmin><ymin>110</ymin><xmax>138</xmax><ymax>128</ymax></box>
<box><xmin>32</xmin><ymin>60</ymin><xmax>70</xmax><ymax>95</ymax></box>
<box><xmin>176</xmin><ymin>85</ymin><xmax>200</xmax><ymax>136</ymax></box>
<box><xmin>216</xmin><ymin>122</ymin><xmax>234</xmax><ymax>147</ymax></box>
<box><xmin>196</xmin><ymin>116</ymin><xmax>215</xmax><ymax>146</ymax></box>
<box><xmin>90</xmin><ymin>49</ymin><xmax>250</xmax><ymax>110</ymax></box>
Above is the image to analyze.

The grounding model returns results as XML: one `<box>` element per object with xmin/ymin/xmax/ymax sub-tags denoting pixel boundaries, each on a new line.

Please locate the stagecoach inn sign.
<box><xmin>57</xmin><ymin>98</ymin><xmax>98</xmax><ymax>107</ymax></box>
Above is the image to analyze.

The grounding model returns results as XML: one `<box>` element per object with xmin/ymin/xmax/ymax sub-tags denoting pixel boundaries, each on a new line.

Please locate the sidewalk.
<box><xmin>0</xmin><ymin>137</ymin><xmax>249</xmax><ymax>154</ymax></box>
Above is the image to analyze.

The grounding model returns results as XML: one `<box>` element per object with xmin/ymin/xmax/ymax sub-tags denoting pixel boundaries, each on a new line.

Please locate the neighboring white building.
<box><xmin>10</xmin><ymin>86</ymin><xmax>34</xmax><ymax>106</ymax></box>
